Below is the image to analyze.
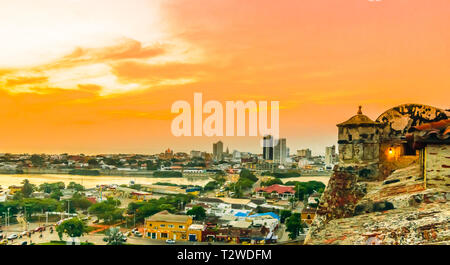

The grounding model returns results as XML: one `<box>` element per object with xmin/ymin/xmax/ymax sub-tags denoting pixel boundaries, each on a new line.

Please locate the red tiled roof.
<box><xmin>256</xmin><ymin>184</ymin><xmax>295</xmax><ymax>194</ymax></box>
<box><xmin>412</xmin><ymin>119</ymin><xmax>450</xmax><ymax>132</ymax></box>
<box><xmin>407</xmin><ymin>119</ymin><xmax>450</xmax><ymax>149</ymax></box>
<box><xmin>86</xmin><ymin>197</ymin><xmax>97</xmax><ymax>204</ymax></box>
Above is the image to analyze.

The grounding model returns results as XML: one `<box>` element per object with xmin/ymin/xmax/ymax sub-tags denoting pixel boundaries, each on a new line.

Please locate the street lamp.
<box><xmin>6</xmin><ymin>208</ymin><xmax>10</xmax><ymax>237</ymax></box>
<box><xmin>3</xmin><ymin>213</ymin><xmax>7</xmax><ymax>237</ymax></box>
<box><xmin>67</xmin><ymin>200</ymin><xmax>71</xmax><ymax>216</ymax></box>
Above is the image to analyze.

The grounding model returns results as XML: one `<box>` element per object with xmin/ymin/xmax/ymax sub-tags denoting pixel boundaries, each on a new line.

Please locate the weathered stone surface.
<box><xmin>305</xmin><ymin>163</ymin><xmax>450</xmax><ymax>245</ymax></box>
<box><xmin>306</xmin><ymin>200</ymin><xmax>449</xmax><ymax>245</ymax></box>
<box><xmin>314</xmin><ymin>166</ymin><xmax>365</xmax><ymax>221</ymax></box>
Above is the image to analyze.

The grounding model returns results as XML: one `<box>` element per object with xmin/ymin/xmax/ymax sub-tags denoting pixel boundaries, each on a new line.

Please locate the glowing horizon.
<box><xmin>0</xmin><ymin>0</ymin><xmax>449</xmax><ymax>156</ymax></box>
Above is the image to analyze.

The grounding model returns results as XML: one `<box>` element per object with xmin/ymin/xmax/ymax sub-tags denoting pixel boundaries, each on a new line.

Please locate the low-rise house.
<box><xmin>144</xmin><ymin>210</ymin><xmax>193</xmax><ymax>241</ymax></box>
<box><xmin>202</xmin><ymin>223</ymin><xmax>219</xmax><ymax>242</ymax></box>
<box><xmin>8</xmin><ymin>185</ymin><xmax>22</xmax><ymax>195</ymax></box>
<box><xmin>307</xmin><ymin>192</ymin><xmax>321</xmax><ymax>206</ymax></box>
<box><xmin>31</xmin><ymin>192</ymin><xmax>50</xmax><ymax>199</ymax></box>
<box><xmin>247</xmin><ymin>198</ymin><xmax>266</xmax><ymax>209</ymax></box>
<box><xmin>187</xmin><ymin>224</ymin><xmax>206</xmax><ymax>242</ymax></box>
<box><xmin>247</xmin><ymin>212</ymin><xmax>280</xmax><ymax>232</ymax></box>
<box><xmin>301</xmin><ymin>206</ymin><xmax>317</xmax><ymax>225</ymax></box>
<box><xmin>406</xmin><ymin>119</ymin><xmax>450</xmax><ymax>188</ymax></box>
<box><xmin>0</xmin><ymin>193</ymin><xmax>6</xmax><ymax>202</ymax></box>
<box><xmin>61</xmin><ymin>189</ymin><xmax>76</xmax><ymax>197</ymax></box>
<box><xmin>130</xmin><ymin>191</ymin><xmax>152</xmax><ymax>201</ymax></box>
<box><xmin>86</xmin><ymin>197</ymin><xmax>98</xmax><ymax>204</ymax></box>
<box><xmin>255</xmin><ymin>184</ymin><xmax>296</xmax><ymax>200</ymax></box>
<box><xmin>214</xmin><ymin>226</ymin><xmax>271</xmax><ymax>244</ymax></box>
<box><xmin>185</xmin><ymin>203</ymin><xmax>212</xmax><ymax>215</ymax></box>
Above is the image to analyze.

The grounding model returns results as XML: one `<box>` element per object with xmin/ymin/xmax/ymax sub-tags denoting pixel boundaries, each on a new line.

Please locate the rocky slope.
<box><xmin>305</xmin><ymin>164</ymin><xmax>449</xmax><ymax>245</ymax></box>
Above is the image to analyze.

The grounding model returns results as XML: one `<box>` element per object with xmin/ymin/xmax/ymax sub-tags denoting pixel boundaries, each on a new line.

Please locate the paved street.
<box><xmin>2</xmin><ymin>221</ymin><xmax>231</xmax><ymax>245</ymax></box>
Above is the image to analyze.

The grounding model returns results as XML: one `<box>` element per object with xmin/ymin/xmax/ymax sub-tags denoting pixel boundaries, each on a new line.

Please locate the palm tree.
<box><xmin>103</xmin><ymin>227</ymin><xmax>124</xmax><ymax>245</ymax></box>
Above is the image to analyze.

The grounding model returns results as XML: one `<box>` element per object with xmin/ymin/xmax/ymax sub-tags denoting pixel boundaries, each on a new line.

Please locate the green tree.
<box><xmin>261</xmin><ymin>178</ymin><xmax>283</xmax><ymax>187</ymax></box>
<box><xmin>186</xmin><ymin>206</ymin><xmax>206</xmax><ymax>220</ymax></box>
<box><xmin>88</xmin><ymin>197</ymin><xmax>123</xmax><ymax>224</ymax></box>
<box><xmin>286</xmin><ymin>213</ymin><xmax>304</xmax><ymax>240</ymax></box>
<box><xmin>67</xmin><ymin>182</ymin><xmax>85</xmax><ymax>191</ymax></box>
<box><xmin>71</xmin><ymin>193</ymin><xmax>93</xmax><ymax>210</ymax></box>
<box><xmin>129</xmin><ymin>184</ymin><xmax>143</xmax><ymax>190</ymax></box>
<box><xmin>87</xmin><ymin>158</ymin><xmax>99</xmax><ymax>167</ymax></box>
<box><xmin>203</xmin><ymin>181</ymin><xmax>218</xmax><ymax>191</ymax></box>
<box><xmin>103</xmin><ymin>227</ymin><xmax>124</xmax><ymax>245</ymax></box>
<box><xmin>56</xmin><ymin>218</ymin><xmax>87</xmax><ymax>241</ymax></box>
<box><xmin>127</xmin><ymin>194</ymin><xmax>194</xmax><ymax>223</ymax></box>
<box><xmin>21</xmin><ymin>179</ymin><xmax>34</xmax><ymax>198</ymax></box>
<box><xmin>39</xmin><ymin>182</ymin><xmax>65</xmax><ymax>193</ymax></box>
<box><xmin>280</xmin><ymin>210</ymin><xmax>292</xmax><ymax>223</ymax></box>
<box><xmin>13</xmin><ymin>192</ymin><xmax>24</xmax><ymax>201</ymax></box>
<box><xmin>153</xmin><ymin>171</ymin><xmax>182</xmax><ymax>178</ymax></box>
<box><xmin>30</xmin><ymin>154</ymin><xmax>44</xmax><ymax>167</ymax></box>
<box><xmin>50</xmin><ymin>190</ymin><xmax>63</xmax><ymax>200</ymax></box>
<box><xmin>239</xmin><ymin>169</ymin><xmax>258</xmax><ymax>182</ymax></box>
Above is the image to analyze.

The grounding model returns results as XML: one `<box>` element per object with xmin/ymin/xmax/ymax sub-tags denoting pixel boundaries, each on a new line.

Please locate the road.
<box><xmin>2</xmin><ymin>222</ymin><xmax>227</xmax><ymax>245</ymax></box>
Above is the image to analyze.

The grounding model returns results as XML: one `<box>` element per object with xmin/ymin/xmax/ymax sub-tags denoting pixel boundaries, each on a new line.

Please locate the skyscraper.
<box><xmin>297</xmin><ymin>149</ymin><xmax>312</xmax><ymax>159</ymax></box>
<box><xmin>262</xmin><ymin>135</ymin><xmax>274</xmax><ymax>160</ymax></box>
<box><xmin>325</xmin><ymin>145</ymin><xmax>336</xmax><ymax>166</ymax></box>
<box><xmin>274</xmin><ymin>138</ymin><xmax>287</xmax><ymax>164</ymax></box>
<box><xmin>213</xmin><ymin>141</ymin><xmax>223</xmax><ymax>161</ymax></box>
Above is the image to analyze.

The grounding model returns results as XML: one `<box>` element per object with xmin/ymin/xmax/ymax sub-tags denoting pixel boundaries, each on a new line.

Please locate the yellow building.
<box><xmin>8</xmin><ymin>185</ymin><xmax>22</xmax><ymax>195</ymax></box>
<box><xmin>301</xmin><ymin>207</ymin><xmax>317</xmax><ymax>225</ymax></box>
<box><xmin>144</xmin><ymin>210</ymin><xmax>203</xmax><ymax>242</ymax></box>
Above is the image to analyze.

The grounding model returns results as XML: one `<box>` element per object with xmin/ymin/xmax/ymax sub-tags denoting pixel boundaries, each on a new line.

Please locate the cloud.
<box><xmin>44</xmin><ymin>38</ymin><xmax>166</xmax><ymax>70</ymax></box>
<box><xmin>0</xmin><ymin>39</ymin><xmax>173</xmax><ymax>95</ymax></box>
<box><xmin>6</xmin><ymin>76</ymin><xmax>48</xmax><ymax>86</ymax></box>
<box><xmin>111</xmin><ymin>61</ymin><xmax>208</xmax><ymax>84</ymax></box>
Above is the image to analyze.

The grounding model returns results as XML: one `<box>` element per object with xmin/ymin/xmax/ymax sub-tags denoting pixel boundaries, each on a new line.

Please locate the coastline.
<box><xmin>0</xmin><ymin>168</ymin><xmax>214</xmax><ymax>178</ymax></box>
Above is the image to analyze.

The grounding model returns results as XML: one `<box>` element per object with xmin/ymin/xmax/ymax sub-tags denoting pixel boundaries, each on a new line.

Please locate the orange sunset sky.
<box><xmin>0</xmin><ymin>0</ymin><xmax>449</xmax><ymax>155</ymax></box>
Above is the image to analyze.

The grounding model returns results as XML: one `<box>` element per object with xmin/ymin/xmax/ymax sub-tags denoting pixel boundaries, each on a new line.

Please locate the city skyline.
<box><xmin>0</xmin><ymin>0</ymin><xmax>449</xmax><ymax>155</ymax></box>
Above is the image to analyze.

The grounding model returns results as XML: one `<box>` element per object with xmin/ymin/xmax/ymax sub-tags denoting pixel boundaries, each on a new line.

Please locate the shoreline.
<box><xmin>0</xmin><ymin>168</ymin><xmax>214</xmax><ymax>178</ymax></box>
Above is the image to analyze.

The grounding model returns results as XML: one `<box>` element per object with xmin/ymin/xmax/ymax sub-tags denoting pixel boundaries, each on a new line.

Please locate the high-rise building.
<box><xmin>274</xmin><ymin>138</ymin><xmax>287</xmax><ymax>164</ymax></box>
<box><xmin>325</xmin><ymin>145</ymin><xmax>336</xmax><ymax>166</ymax></box>
<box><xmin>297</xmin><ymin>149</ymin><xmax>312</xmax><ymax>159</ymax></box>
<box><xmin>190</xmin><ymin>150</ymin><xmax>202</xmax><ymax>158</ymax></box>
<box><xmin>213</xmin><ymin>141</ymin><xmax>223</xmax><ymax>161</ymax></box>
<box><xmin>262</xmin><ymin>135</ymin><xmax>274</xmax><ymax>160</ymax></box>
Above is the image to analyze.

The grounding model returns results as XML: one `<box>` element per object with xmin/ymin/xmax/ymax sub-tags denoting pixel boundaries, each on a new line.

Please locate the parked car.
<box><xmin>121</xmin><ymin>236</ymin><xmax>127</xmax><ymax>242</ymax></box>
<box><xmin>134</xmin><ymin>231</ymin><xmax>143</xmax><ymax>237</ymax></box>
<box><xmin>166</xmin><ymin>239</ymin><xmax>176</xmax><ymax>244</ymax></box>
<box><xmin>34</xmin><ymin>227</ymin><xmax>45</xmax><ymax>233</ymax></box>
<box><xmin>21</xmin><ymin>241</ymin><xmax>28</xmax><ymax>245</ymax></box>
<box><xmin>0</xmin><ymin>239</ymin><xmax>7</xmax><ymax>245</ymax></box>
<box><xmin>7</xmin><ymin>234</ymin><xmax>18</xmax><ymax>240</ymax></box>
<box><xmin>21</xmin><ymin>231</ymin><xmax>28</xmax><ymax>237</ymax></box>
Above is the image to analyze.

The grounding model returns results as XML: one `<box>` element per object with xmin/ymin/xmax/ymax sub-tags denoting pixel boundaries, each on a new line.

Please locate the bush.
<box><xmin>203</xmin><ymin>181</ymin><xmax>219</xmax><ymax>191</ymax></box>
<box><xmin>153</xmin><ymin>171</ymin><xmax>182</xmax><ymax>178</ymax></box>
<box><xmin>261</xmin><ymin>178</ymin><xmax>283</xmax><ymax>187</ymax></box>
<box><xmin>69</xmin><ymin>169</ymin><xmax>100</xmax><ymax>176</ymax></box>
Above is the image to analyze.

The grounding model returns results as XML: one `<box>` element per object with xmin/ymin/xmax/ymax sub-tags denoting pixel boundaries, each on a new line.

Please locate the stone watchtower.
<box><xmin>337</xmin><ymin>106</ymin><xmax>383</xmax><ymax>176</ymax></box>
